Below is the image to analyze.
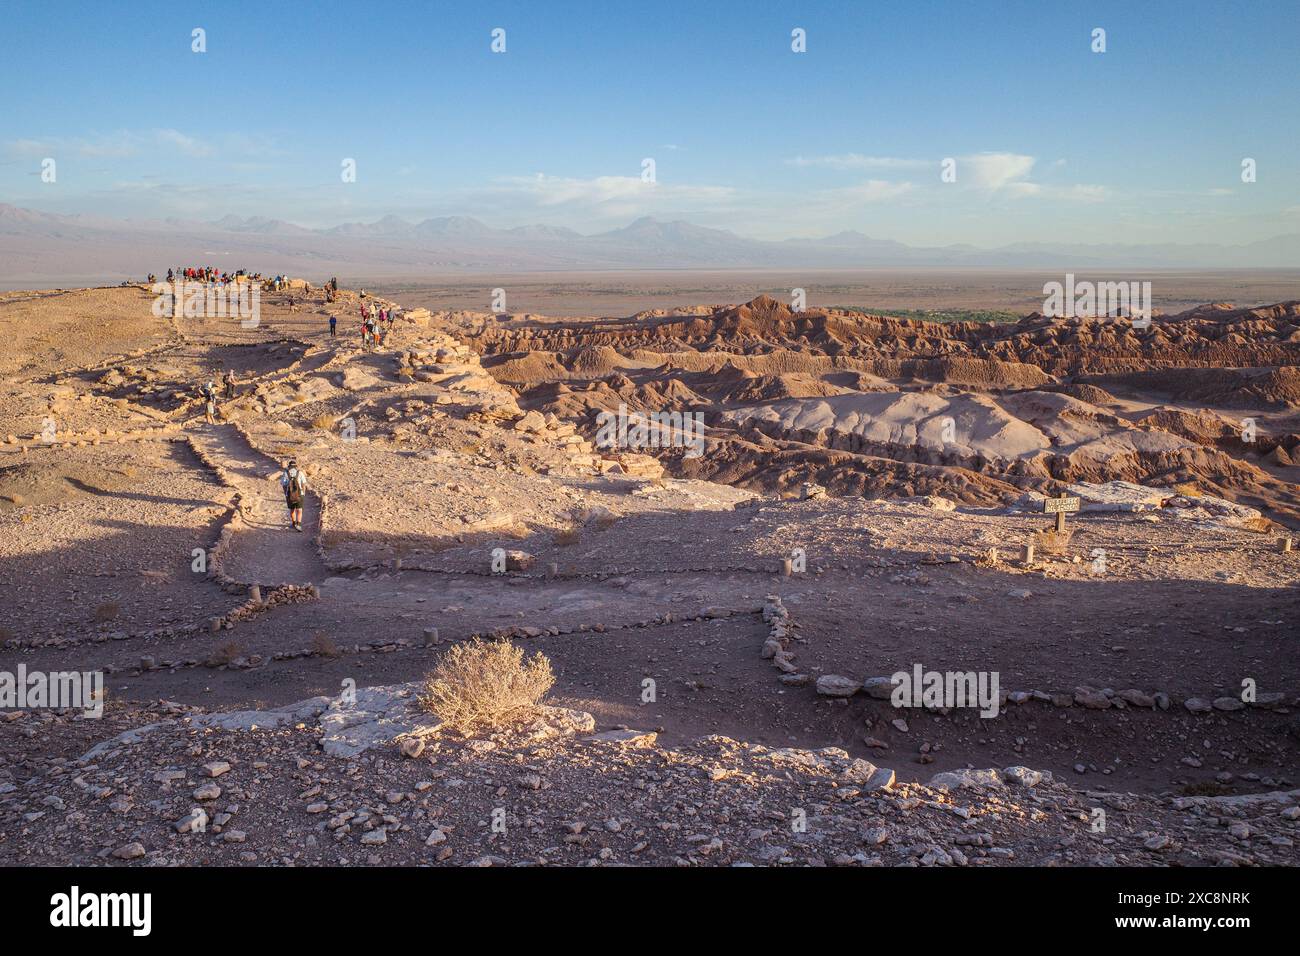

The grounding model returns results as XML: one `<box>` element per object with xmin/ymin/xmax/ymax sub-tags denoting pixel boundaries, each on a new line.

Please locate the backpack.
<box><xmin>285</xmin><ymin>468</ymin><xmax>305</xmax><ymax>501</ymax></box>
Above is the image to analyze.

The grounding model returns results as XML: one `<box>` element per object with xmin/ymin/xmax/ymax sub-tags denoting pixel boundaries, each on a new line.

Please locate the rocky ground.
<box><xmin>3</xmin><ymin>687</ymin><xmax>1297</xmax><ymax>867</ymax></box>
<box><xmin>1</xmin><ymin>283</ymin><xmax>1297</xmax><ymax>867</ymax></box>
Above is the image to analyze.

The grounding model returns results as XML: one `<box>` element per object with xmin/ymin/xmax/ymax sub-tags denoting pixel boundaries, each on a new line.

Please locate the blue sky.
<box><xmin>2</xmin><ymin>0</ymin><xmax>1297</xmax><ymax>245</ymax></box>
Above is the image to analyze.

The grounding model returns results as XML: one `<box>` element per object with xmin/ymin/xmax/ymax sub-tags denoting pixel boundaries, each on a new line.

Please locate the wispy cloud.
<box><xmin>787</xmin><ymin>154</ymin><xmax>931</xmax><ymax>170</ymax></box>
<box><xmin>3</xmin><ymin>129</ymin><xmax>214</xmax><ymax>160</ymax></box>
<box><xmin>830</xmin><ymin>179</ymin><xmax>915</xmax><ymax>203</ymax></box>
<box><xmin>493</xmin><ymin>172</ymin><xmax>736</xmax><ymax>209</ymax></box>
<box><xmin>786</xmin><ymin>151</ymin><xmax>1102</xmax><ymax>202</ymax></box>
<box><xmin>960</xmin><ymin>152</ymin><xmax>1037</xmax><ymax>190</ymax></box>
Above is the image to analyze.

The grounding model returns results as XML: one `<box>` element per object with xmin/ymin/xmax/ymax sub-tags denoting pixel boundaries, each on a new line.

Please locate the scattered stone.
<box><xmin>816</xmin><ymin>675</ymin><xmax>862</xmax><ymax>698</ymax></box>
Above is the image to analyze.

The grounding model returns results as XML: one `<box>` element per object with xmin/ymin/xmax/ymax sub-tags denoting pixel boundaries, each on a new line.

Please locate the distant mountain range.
<box><xmin>2</xmin><ymin>203</ymin><xmax>1299</xmax><ymax>285</ymax></box>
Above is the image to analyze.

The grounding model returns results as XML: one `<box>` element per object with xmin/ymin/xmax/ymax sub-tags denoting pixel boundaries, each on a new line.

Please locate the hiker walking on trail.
<box><xmin>201</xmin><ymin>380</ymin><xmax>217</xmax><ymax>424</ymax></box>
<box><xmin>329</xmin><ymin>314</ymin><xmax>337</xmax><ymax>337</ymax></box>
<box><xmin>223</xmin><ymin>369</ymin><xmax>236</xmax><ymax>399</ymax></box>
<box><xmin>281</xmin><ymin>460</ymin><xmax>308</xmax><ymax>532</ymax></box>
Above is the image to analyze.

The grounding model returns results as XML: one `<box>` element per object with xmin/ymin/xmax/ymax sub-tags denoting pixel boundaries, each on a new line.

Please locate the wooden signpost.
<box><xmin>1043</xmin><ymin>495</ymin><xmax>1081</xmax><ymax>532</ymax></box>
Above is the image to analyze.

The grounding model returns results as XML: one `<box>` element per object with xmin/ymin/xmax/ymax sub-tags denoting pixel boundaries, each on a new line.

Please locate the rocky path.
<box><xmin>189</xmin><ymin>423</ymin><xmax>327</xmax><ymax>588</ymax></box>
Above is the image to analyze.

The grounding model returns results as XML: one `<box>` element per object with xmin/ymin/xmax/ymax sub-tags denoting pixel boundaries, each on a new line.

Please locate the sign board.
<box><xmin>1043</xmin><ymin>496</ymin><xmax>1080</xmax><ymax>514</ymax></box>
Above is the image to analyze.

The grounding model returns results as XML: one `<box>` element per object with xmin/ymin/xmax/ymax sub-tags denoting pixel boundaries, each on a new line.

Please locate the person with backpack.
<box><xmin>280</xmin><ymin>460</ymin><xmax>308</xmax><ymax>531</ymax></box>
<box><xmin>201</xmin><ymin>380</ymin><xmax>217</xmax><ymax>424</ymax></box>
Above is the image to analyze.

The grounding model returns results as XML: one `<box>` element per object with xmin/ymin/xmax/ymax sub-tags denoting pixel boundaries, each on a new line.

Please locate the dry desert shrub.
<box><xmin>93</xmin><ymin>602</ymin><xmax>119</xmax><ymax>622</ymax></box>
<box><xmin>310</xmin><ymin>413</ymin><xmax>335</xmax><ymax>431</ymax></box>
<box><xmin>311</xmin><ymin>632</ymin><xmax>341</xmax><ymax>658</ymax></box>
<box><xmin>1179</xmin><ymin>780</ymin><xmax>1232</xmax><ymax>797</ymax></box>
<box><xmin>419</xmin><ymin>637</ymin><xmax>554</xmax><ymax>733</ymax></box>
<box><xmin>207</xmin><ymin>640</ymin><xmax>244</xmax><ymax>667</ymax></box>
<box><xmin>1032</xmin><ymin>527</ymin><xmax>1073</xmax><ymax>556</ymax></box>
<box><xmin>1172</xmin><ymin>482</ymin><xmax>1200</xmax><ymax>497</ymax></box>
<box><xmin>590</xmin><ymin>511</ymin><xmax>618</xmax><ymax>531</ymax></box>
<box><xmin>552</xmin><ymin>525</ymin><xmax>581</xmax><ymax>547</ymax></box>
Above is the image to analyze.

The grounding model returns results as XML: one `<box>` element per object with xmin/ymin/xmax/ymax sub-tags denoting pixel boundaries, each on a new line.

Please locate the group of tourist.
<box><xmin>358</xmin><ymin>302</ymin><xmax>394</xmax><ymax>348</ymax></box>
<box><xmin>168</xmin><ymin>266</ymin><xmax>254</xmax><ymax>285</ymax></box>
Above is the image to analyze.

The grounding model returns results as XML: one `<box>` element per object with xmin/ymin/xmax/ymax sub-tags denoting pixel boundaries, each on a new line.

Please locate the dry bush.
<box><xmin>1179</xmin><ymin>781</ymin><xmax>1232</xmax><ymax>797</ymax></box>
<box><xmin>93</xmin><ymin>602</ymin><xmax>119</xmax><ymax>622</ymax></box>
<box><xmin>207</xmin><ymin>640</ymin><xmax>244</xmax><ymax>667</ymax></box>
<box><xmin>310</xmin><ymin>413</ymin><xmax>335</xmax><ymax>431</ymax></box>
<box><xmin>1172</xmin><ymin>482</ymin><xmax>1200</xmax><ymax>497</ymax></box>
<box><xmin>552</xmin><ymin>526</ymin><xmax>581</xmax><ymax>547</ymax></box>
<box><xmin>590</xmin><ymin>511</ymin><xmax>619</xmax><ymax>531</ymax></box>
<box><xmin>419</xmin><ymin>638</ymin><xmax>554</xmax><ymax>733</ymax></box>
<box><xmin>1241</xmin><ymin>515</ymin><xmax>1275</xmax><ymax>534</ymax></box>
<box><xmin>311</xmin><ymin>632</ymin><xmax>341</xmax><ymax>658</ymax></box>
<box><xmin>1032</xmin><ymin>527</ymin><xmax>1073</xmax><ymax>556</ymax></box>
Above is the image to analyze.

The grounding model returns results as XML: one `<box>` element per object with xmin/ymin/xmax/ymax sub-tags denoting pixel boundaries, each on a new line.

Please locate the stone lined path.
<box><xmin>190</xmin><ymin>423</ymin><xmax>327</xmax><ymax>588</ymax></box>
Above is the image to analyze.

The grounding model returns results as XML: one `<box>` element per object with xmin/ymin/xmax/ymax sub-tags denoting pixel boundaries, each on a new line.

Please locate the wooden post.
<box><xmin>1044</xmin><ymin>495</ymin><xmax>1080</xmax><ymax>533</ymax></box>
<box><xmin>1280</xmin><ymin>537</ymin><xmax>1293</xmax><ymax>554</ymax></box>
<box><xmin>781</xmin><ymin>558</ymin><xmax>793</xmax><ymax>577</ymax></box>
<box><xmin>1021</xmin><ymin>542</ymin><xmax>1035</xmax><ymax>565</ymax></box>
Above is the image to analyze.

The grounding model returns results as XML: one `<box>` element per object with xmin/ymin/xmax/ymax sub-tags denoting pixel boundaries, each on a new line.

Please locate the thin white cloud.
<box><xmin>4</xmin><ymin>139</ymin><xmax>55</xmax><ymax>158</ymax></box>
<box><xmin>495</xmin><ymin>173</ymin><xmax>736</xmax><ymax>208</ymax></box>
<box><xmin>789</xmin><ymin>151</ymin><xmax>1084</xmax><ymax>202</ymax></box>
<box><xmin>153</xmin><ymin>129</ymin><xmax>212</xmax><ymax>158</ymax></box>
<box><xmin>787</xmin><ymin>154</ymin><xmax>930</xmax><ymax>170</ymax></box>
<box><xmin>1061</xmin><ymin>184</ymin><xmax>1108</xmax><ymax>202</ymax></box>
<box><xmin>960</xmin><ymin>152</ymin><xmax>1037</xmax><ymax>190</ymax></box>
<box><xmin>832</xmin><ymin>179</ymin><xmax>915</xmax><ymax>203</ymax></box>
<box><xmin>5</xmin><ymin>129</ymin><xmax>216</xmax><ymax>161</ymax></box>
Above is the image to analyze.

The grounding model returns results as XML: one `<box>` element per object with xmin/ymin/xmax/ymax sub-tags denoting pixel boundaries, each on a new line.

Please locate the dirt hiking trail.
<box><xmin>190</xmin><ymin>423</ymin><xmax>327</xmax><ymax>588</ymax></box>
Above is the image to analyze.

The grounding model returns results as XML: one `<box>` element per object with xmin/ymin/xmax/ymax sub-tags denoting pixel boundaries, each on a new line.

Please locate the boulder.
<box><xmin>928</xmin><ymin>768</ymin><xmax>1005</xmax><ymax>791</ymax></box>
<box><xmin>816</xmin><ymin>675</ymin><xmax>862</xmax><ymax>698</ymax></box>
